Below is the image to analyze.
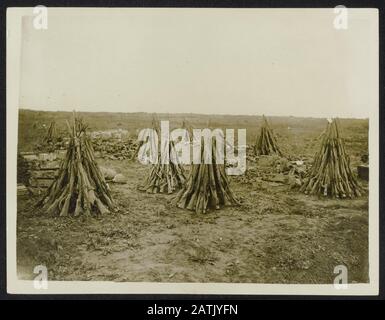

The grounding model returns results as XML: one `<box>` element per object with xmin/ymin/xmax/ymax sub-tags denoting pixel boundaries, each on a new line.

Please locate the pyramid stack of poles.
<box><xmin>254</xmin><ymin>115</ymin><xmax>282</xmax><ymax>156</ymax></box>
<box><xmin>181</xmin><ymin>119</ymin><xmax>194</xmax><ymax>144</ymax></box>
<box><xmin>139</xmin><ymin>117</ymin><xmax>186</xmax><ymax>194</ymax></box>
<box><xmin>43</xmin><ymin>121</ymin><xmax>58</xmax><ymax>143</ymax></box>
<box><xmin>300</xmin><ymin>119</ymin><xmax>363</xmax><ymax>198</ymax></box>
<box><xmin>133</xmin><ymin>116</ymin><xmax>159</xmax><ymax>161</ymax></box>
<box><xmin>37</xmin><ymin>113</ymin><xmax>115</xmax><ymax>216</ymax></box>
<box><xmin>174</xmin><ymin>136</ymin><xmax>239</xmax><ymax>214</ymax></box>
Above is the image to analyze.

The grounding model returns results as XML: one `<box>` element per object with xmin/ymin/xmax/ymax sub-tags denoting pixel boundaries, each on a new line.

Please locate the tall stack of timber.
<box><xmin>44</xmin><ymin>121</ymin><xmax>58</xmax><ymax>143</ymax></box>
<box><xmin>182</xmin><ymin>119</ymin><xmax>203</xmax><ymax>147</ymax></box>
<box><xmin>139</xmin><ymin>136</ymin><xmax>186</xmax><ymax>194</ymax></box>
<box><xmin>174</xmin><ymin>137</ymin><xmax>239</xmax><ymax>213</ymax></box>
<box><xmin>134</xmin><ymin>116</ymin><xmax>159</xmax><ymax>162</ymax></box>
<box><xmin>181</xmin><ymin>119</ymin><xmax>193</xmax><ymax>143</ymax></box>
<box><xmin>300</xmin><ymin>119</ymin><xmax>363</xmax><ymax>198</ymax></box>
<box><xmin>254</xmin><ymin>115</ymin><xmax>282</xmax><ymax>156</ymax></box>
<box><xmin>36</xmin><ymin>114</ymin><xmax>115</xmax><ymax>216</ymax></box>
<box><xmin>36</xmin><ymin>121</ymin><xmax>68</xmax><ymax>153</ymax></box>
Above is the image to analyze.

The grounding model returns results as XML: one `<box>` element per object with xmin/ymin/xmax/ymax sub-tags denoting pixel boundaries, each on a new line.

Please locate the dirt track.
<box><xmin>17</xmin><ymin>159</ymin><xmax>368</xmax><ymax>284</ymax></box>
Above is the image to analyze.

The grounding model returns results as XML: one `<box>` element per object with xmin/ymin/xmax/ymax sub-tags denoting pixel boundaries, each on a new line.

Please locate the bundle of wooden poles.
<box><xmin>300</xmin><ymin>119</ymin><xmax>363</xmax><ymax>198</ymax></box>
<box><xmin>181</xmin><ymin>119</ymin><xmax>193</xmax><ymax>144</ymax></box>
<box><xmin>133</xmin><ymin>116</ymin><xmax>159</xmax><ymax>161</ymax></box>
<box><xmin>254</xmin><ymin>115</ymin><xmax>282</xmax><ymax>156</ymax></box>
<box><xmin>36</xmin><ymin>114</ymin><xmax>115</xmax><ymax>216</ymax></box>
<box><xmin>174</xmin><ymin>138</ymin><xmax>239</xmax><ymax>213</ymax></box>
<box><xmin>43</xmin><ymin>121</ymin><xmax>57</xmax><ymax>143</ymax></box>
<box><xmin>139</xmin><ymin>140</ymin><xmax>186</xmax><ymax>194</ymax></box>
<box><xmin>139</xmin><ymin>119</ymin><xmax>186</xmax><ymax>194</ymax></box>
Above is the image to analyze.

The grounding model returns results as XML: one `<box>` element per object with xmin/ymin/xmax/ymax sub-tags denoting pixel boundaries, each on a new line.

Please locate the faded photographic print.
<box><xmin>7</xmin><ymin>7</ymin><xmax>379</xmax><ymax>295</ymax></box>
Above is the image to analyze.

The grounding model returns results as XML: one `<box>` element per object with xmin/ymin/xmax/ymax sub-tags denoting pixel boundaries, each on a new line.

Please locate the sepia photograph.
<box><xmin>6</xmin><ymin>7</ymin><xmax>379</xmax><ymax>295</ymax></box>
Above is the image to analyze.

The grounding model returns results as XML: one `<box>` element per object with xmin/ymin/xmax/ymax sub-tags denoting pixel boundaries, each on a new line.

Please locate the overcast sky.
<box><xmin>18</xmin><ymin>8</ymin><xmax>378</xmax><ymax>118</ymax></box>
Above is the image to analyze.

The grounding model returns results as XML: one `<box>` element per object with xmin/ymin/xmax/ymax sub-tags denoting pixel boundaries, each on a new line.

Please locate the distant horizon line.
<box><xmin>18</xmin><ymin>107</ymin><xmax>369</xmax><ymax>121</ymax></box>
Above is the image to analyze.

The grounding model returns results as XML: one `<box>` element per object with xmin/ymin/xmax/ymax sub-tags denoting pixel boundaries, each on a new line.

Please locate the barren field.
<box><xmin>16</xmin><ymin>110</ymin><xmax>369</xmax><ymax>283</ymax></box>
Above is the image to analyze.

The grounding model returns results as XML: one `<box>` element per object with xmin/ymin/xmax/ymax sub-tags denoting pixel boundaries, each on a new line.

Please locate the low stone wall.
<box><xmin>20</xmin><ymin>150</ymin><xmax>66</xmax><ymax>192</ymax></box>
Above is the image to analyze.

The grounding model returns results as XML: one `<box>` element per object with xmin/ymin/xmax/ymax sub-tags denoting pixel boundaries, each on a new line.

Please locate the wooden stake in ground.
<box><xmin>174</xmin><ymin>138</ymin><xmax>239</xmax><ymax>213</ymax></box>
<box><xmin>254</xmin><ymin>115</ymin><xmax>282</xmax><ymax>156</ymax></box>
<box><xmin>300</xmin><ymin>119</ymin><xmax>363</xmax><ymax>198</ymax></box>
<box><xmin>36</xmin><ymin>114</ymin><xmax>115</xmax><ymax>216</ymax></box>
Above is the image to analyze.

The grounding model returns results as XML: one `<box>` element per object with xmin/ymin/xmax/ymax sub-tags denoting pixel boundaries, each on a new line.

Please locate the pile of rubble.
<box><xmin>259</xmin><ymin>155</ymin><xmax>309</xmax><ymax>188</ymax></box>
<box><xmin>91</xmin><ymin>136</ymin><xmax>138</xmax><ymax>160</ymax></box>
<box><xmin>239</xmin><ymin>155</ymin><xmax>309</xmax><ymax>189</ymax></box>
<box><xmin>90</xmin><ymin>129</ymin><xmax>130</xmax><ymax>140</ymax></box>
<box><xmin>34</xmin><ymin>128</ymin><xmax>139</xmax><ymax>160</ymax></box>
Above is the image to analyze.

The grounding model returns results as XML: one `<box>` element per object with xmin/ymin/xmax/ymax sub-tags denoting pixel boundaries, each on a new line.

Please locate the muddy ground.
<box><xmin>17</xmin><ymin>157</ymin><xmax>369</xmax><ymax>284</ymax></box>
